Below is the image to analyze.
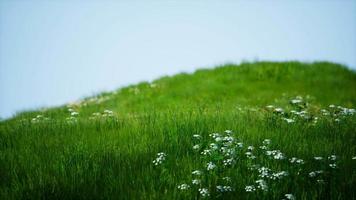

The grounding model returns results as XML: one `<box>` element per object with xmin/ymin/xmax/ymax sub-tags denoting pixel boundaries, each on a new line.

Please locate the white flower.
<box><xmin>223</xmin><ymin>158</ymin><xmax>234</xmax><ymax>166</ymax></box>
<box><xmin>192</xmin><ymin>179</ymin><xmax>200</xmax><ymax>185</ymax></box>
<box><xmin>209</xmin><ymin>133</ymin><xmax>221</xmax><ymax>139</ymax></box>
<box><xmin>192</xmin><ymin>170</ymin><xmax>202</xmax><ymax>176</ymax></box>
<box><xmin>291</xmin><ymin>99</ymin><xmax>302</xmax><ymax>104</ymax></box>
<box><xmin>290</xmin><ymin>157</ymin><xmax>304</xmax><ymax>164</ymax></box>
<box><xmin>266</xmin><ymin>105</ymin><xmax>274</xmax><ymax>109</ymax></box>
<box><xmin>209</xmin><ymin>143</ymin><xmax>218</xmax><ymax>150</ymax></box>
<box><xmin>309</xmin><ymin>172</ymin><xmax>316</xmax><ymax>178</ymax></box>
<box><xmin>314</xmin><ymin>156</ymin><xmax>323</xmax><ymax>160</ymax></box>
<box><xmin>329</xmin><ymin>163</ymin><xmax>337</xmax><ymax>169</ymax></box>
<box><xmin>177</xmin><ymin>184</ymin><xmax>190</xmax><ymax>190</ymax></box>
<box><xmin>247</xmin><ymin>146</ymin><xmax>254</xmax><ymax>151</ymax></box>
<box><xmin>201</xmin><ymin>149</ymin><xmax>211</xmax><ymax>156</ymax></box>
<box><xmin>274</xmin><ymin>108</ymin><xmax>284</xmax><ymax>113</ymax></box>
<box><xmin>224</xmin><ymin>130</ymin><xmax>233</xmax><ymax>134</ymax></box>
<box><xmin>207</xmin><ymin>162</ymin><xmax>216</xmax><ymax>171</ymax></box>
<box><xmin>245</xmin><ymin>185</ymin><xmax>256</xmax><ymax>192</ymax></box>
<box><xmin>263</xmin><ymin>139</ymin><xmax>271</xmax><ymax>145</ymax></box>
<box><xmin>283</xmin><ymin>118</ymin><xmax>295</xmax><ymax>123</ymax></box>
<box><xmin>216</xmin><ymin>185</ymin><xmax>233</xmax><ymax>192</ymax></box>
<box><xmin>352</xmin><ymin>156</ymin><xmax>356</xmax><ymax>160</ymax></box>
<box><xmin>71</xmin><ymin>112</ymin><xmax>79</xmax><ymax>116</ymax></box>
<box><xmin>285</xmin><ymin>193</ymin><xmax>295</xmax><ymax>200</ymax></box>
<box><xmin>258</xmin><ymin>167</ymin><xmax>271</xmax><ymax>178</ymax></box>
<box><xmin>256</xmin><ymin>179</ymin><xmax>268</xmax><ymax>191</ymax></box>
<box><xmin>193</xmin><ymin>134</ymin><xmax>202</xmax><ymax>139</ymax></box>
<box><xmin>259</xmin><ymin>145</ymin><xmax>267</xmax><ymax>150</ymax></box>
<box><xmin>329</xmin><ymin>105</ymin><xmax>335</xmax><ymax>108</ymax></box>
<box><xmin>152</xmin><ymin>152</ymin><xmax>166</xmax><ymax>166</ymax></box>
<box><xmin>236</xmin><ymin>142</ymin><xmax>243</xmax><ymax>148</ymax></box>
<box><xmin>328</xmin><ymin>155</ymin><xmax>337</xmax><ymax>161</ymax></box>
<box><xmin>193</xmin><ymin>144</ymin><xmax>200</xmax><ymax>150</ymax></box>
<box><xmin>198</xmin><ymin>188</ymin><xmax>210</xmax><ymax>197</ymax></box>
<box><xmin>271</xmin><ymin>171</ymin><xmax>288</xmax><ymax>180</ymax></box>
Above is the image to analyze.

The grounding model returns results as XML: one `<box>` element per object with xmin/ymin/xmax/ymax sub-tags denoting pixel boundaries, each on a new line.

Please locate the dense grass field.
<box><xmin>1</xmin><ymin>61</ymin><xmax>356</xmax><ymax>199</ymax></box>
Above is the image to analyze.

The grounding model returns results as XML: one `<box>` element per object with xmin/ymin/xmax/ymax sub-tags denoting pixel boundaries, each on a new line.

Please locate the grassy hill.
<box><xmin>1</xmin><ymin>61</ymin><xmax>356</xmax><ymax>199</ymax></box>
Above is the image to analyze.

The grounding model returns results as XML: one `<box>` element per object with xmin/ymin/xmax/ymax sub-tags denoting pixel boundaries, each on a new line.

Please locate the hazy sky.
<box><xmin>1</xmin><ymin>0</ymin><xmax>356</xmax><ymax>118</ymax></box>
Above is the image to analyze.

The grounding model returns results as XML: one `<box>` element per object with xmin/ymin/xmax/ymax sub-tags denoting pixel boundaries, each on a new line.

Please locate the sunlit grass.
<box><xmin>0</xmin><ymin>61</ymin><xmax>356</xmax><ymax>199</ymax></box>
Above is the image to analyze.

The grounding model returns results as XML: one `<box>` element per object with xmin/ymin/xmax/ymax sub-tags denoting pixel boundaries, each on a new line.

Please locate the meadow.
<box><xmin>0</xmin><ymin>61</ymin><xmax>356</xmax><ymax>199</ymax></box>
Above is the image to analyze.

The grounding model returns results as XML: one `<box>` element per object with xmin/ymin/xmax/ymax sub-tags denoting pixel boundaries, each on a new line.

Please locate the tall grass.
<box><xmin>0</xmin><ymin>61</ymin><xmax>356</xmax><ymax>199</ymax></box>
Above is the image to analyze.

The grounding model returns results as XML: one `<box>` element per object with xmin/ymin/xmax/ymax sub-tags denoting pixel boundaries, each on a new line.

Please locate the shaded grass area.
<box><xmin>0</xmin><ymin>61</ymin><xmax>356</xmax><ymax>199</ymax></box>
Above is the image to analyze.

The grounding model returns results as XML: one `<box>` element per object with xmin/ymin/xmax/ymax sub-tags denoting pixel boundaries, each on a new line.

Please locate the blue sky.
<box><xmin>0</xmin><ymin>0</ymin><xmax>356</xmax><ymax>119</ymax></box>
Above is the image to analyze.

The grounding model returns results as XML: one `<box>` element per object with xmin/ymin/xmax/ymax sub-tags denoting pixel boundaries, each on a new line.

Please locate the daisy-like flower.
<box><xmin>198</xmin><ymin>188</ymin><xmax>210</xmax><ymax>197</ymax></box>
<box><xmin>152</xmin><ymin>152</ymin><xmax>166</xmax><ymax>166</ymax></box>
<box><xmin>329</xmin><ymin>163</ymin><xmax>337</xmax><ymax>169</ymax></box>
<box><xmin>193</xmin><ymin>134</ymin><xmax>202</xmax><ymax>139</ymax></box>
<box><xmin>328</xmin><ymin>155</ymin><xmax>337</xmax><ymax>161</ymax></box>
<box><xmin>192</xmin><ymin>179</ymin><xmax>200</xmax><ymax>185</ymax></box>
<box><xmin>245</xmin><ymin>185</ymin><xmax>256</xmax><ymax>192</ymax></box>
<box><xmin>314</xmin><ymin>156</ymin><xmax>323</xmax><ymax>160</ymax></box>
<box><xmin>285</xmin><ymin>194</ymin><xmax>295</xmax><ymax>200</ymax></box>
<box><xmin>192</xmin><ymin>170</ymin><xmax>202</xmax><ymax>176</ymax></box>
<box><xmin>224</xmin><ymin>130</ymin><xmax>233</xmax><ymax>134</ymax></box>
<box><xmin>177</xmin><ymin>184</ymin><xmax>190</xmax><ymax>190</ymax></box>
<box><xmin>247</xmin><ymin>146</ymin><xmax>254</xmax><ymax>151</ymax></box>
<box><xmin>193</xmin><ymin>144</ymin><xmax>200</xmax><ymax>150</ymax></box>
<box><xmin>263</xmin><ymin>139</ymin><xmax>271</xmax><ymax>145</ymax></box>
<box><xmin>207</xmin><ymin>162</ymin><xmax>216</xmax><ymax>171</ymax></box>
<box><xmin>223</xmin><ymin>158</ymin><xmax>234</xmax><ymax>166</ymax></box>
<box><xmin>256</xmin><ymin>179</ymin><xmax>268</xmax><ymax>191</ymax></box>
<box><xmin>216</xmin><ymin>185</ymin><xmax>233</xmax><ymax>192</ymax></box>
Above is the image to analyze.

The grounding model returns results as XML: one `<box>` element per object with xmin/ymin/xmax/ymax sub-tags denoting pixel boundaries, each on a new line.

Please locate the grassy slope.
<box><xmin>0</xmin><ymin>61</ymin><xmax>356</xmax><ymax>199</ymax></box>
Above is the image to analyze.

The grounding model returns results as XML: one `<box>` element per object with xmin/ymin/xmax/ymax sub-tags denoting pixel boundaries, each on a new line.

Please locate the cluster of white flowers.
<box><xmin>245</xmin><ymin>185</ymin><xmax>256</xmax><ymax>192</ymax></box>
<box><xmin>266</xmin><ymin>150</ymin><xmax>285</xmax><ymax>160</ymax></box>
<box><xmin>192</xmin><ymin>170</ymin><xmax>202</xmax><ymax>176</ymax></box>
<box><xmin>31</xmin><ymin>115</ymin><xmax>50</xmax><ymax>123</ymax></box>
<box><xmin>206</xmin><ymin>162</ymin><xmax>216</xmax><ymax>171</ymax></box>
<box><xmin>198</xmin><ymin>188</ymin><xmax>209</xmax><ymax>197</ymax></box>
<box><xmin>256</xmin><ymin>179</ymin><xmax>268</xmax><ymax>191</ymax></box>
<box><xmin>309</xmin><ymin>170</ymin><xmax>323</xmax><ymax>178</ymax></box>
<box><xmin>177</xmin><ymin>184</ymin><xmax>190</xmax><ymax>190</ymax></box>
<box><xmin>216</xmin><ymin>185</ymin><xmax>233</xmax><ymax>192</ymax></box>
<box><xmin>192</xmin><ymin>179</ymin><xmax>200</xmax><ymax>185</ymax></box>
<box><xmin>152</xmin><ymin>152</ymin><xmax>166</xmax><ymax>166</ymax></box>
<box><xmin>284</xmin><ymin>193</ymin><xmax>296</xmax><ymax>200</ymax></box>
<box><xmin>289</xmin><ymin>157</ymin><xmax>304</xmax><ymax>164</ymax></box>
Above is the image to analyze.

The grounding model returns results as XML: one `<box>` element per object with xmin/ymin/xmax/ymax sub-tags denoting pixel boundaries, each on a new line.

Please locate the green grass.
<box><xmin>1</xmin><ymin>61</ymin><xmax>356</xmax><ymax>199</ymax></box>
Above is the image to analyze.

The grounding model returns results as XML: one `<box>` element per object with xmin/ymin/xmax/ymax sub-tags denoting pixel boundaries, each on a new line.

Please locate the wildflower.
<box><xmin>335</xmin><ymin>118</ymin><xmax>340</xmax><ymax>122</ymax></box>
<box><xmin>236</xmin><ymin>142</ymin><xmax>243</xmax><ymax>148</ymax></box>
<box><xmin>271</xmin><ymin>171</ymin><xmax>288</xmax><ymax>180</ymax></box>
<box><xmin>245</xmin><ymin>152</ymin><xmax>256</xmax><ymax>159</ymax></box>
<box><xmin>224</xmin><ymin>130</ymin><xmax>233</xmax><ymax>134</ymax></box>
<box><xmin>266</xmin><ymin>105</ymin><xmax>274</xmax><ymax>109</ymax></box>
<box><xmin>263</xmin><ymin>139</ymin><xmax>271</xmax><ymax>145</ymax></box>
<box><xmin>223</xmin><ymin>158</ymin><xmax>234</xmax><ymax>166</ymax></box>
<box><xmin>177</xmin><ymin>184</ymin><xmax>190</xmax><ymax>190</ymax></box>
<box><xmin>247</xmin><ymin>146</ymin><xmax>254</xmax><ymax>151</ymax></box>
<box><xmin>193</xmin><ymin>134</ymin><xmax>202</xmax><ymax>139</ymax></box>
<box><xmin>207</xmin><ymin>162</ymin><xmax>216</xmax><ymax>171</ymax></box>
<box><xmin>192</xmin><ymin>179</ymin><xmax>200</xmax><ymax>185</ymax></box>
<box><xmin>282</xmin><ymin>118</ymin><xmax>295</xmax><ymax>123</ymax></box>
<box><xmin>152</xmin><ymin>152</ymin><xmax>166</xmax><ymax>166</ymax></box>
<box><xmin>256</xmin><ymin>179</ymin><xmax>268</xmax><ymax>191</ymax></box>
<box><xmin>245</xmin><ymin>185</ymin><xmax>256</xmax><ymax>192</ymax></box>
<box><xmin>314</xmin><ymin>156</ymin><xmax>323</xmax><ymax>161</ymax></box>
<box><xmin>259</xmin><ymin>145</ymin><xmax>267</xmax><ymax>150</ymax></box>
<box><xmin>266</xmin><ymin>150</ymin><xmax>285</xmax><ymax>160</ymax></box>
<box><xmin>209</xmin><ymin>143</ymin><xmax>218</xmax><ymax>150</ymax></box>
<box><xmin>329</xmin><ymin>105</ymin><xmax>335</xmax><ymax>108</ymax></box>
<box><xmin>201</xmin><ymin>149</ymin><xmax>211</xmax><ymax>156</ymax></box>
<box><xmin>328</xmin><ymin>155</ymin><xmax>337</xmax><ymax>161</ymax></box>
<box><xmin>192</xmin><ymin>170</ymin><xmax>202</xmax><ymax>176</ymax></box>
<box><xmin>222</xmin><ymin>176</ymin><xmax>231</xmax><ymax>182</ymax></box>
<box><xmin>309</xmin><ymin>172</ymin><xmax>316</xmax><ymax>178</ymax></box>
<box><xmin>290</xmin><ymin>157</ymin><xmax>304</xmax><ymax>164</ymax></box>
<box><xmin>198</xmin><ymin>188</ymin><xmax>210</xmax><ymax>197</ymax></box>
<box><xmin>258</xmin><ymin>167</ymin><xmax>271</xmax><ymax>178</ymax></box>
<box><xmin>285</xmin><ymin>194</ymin><xmax>295</xmax><ymax>200</ymax></box>
<box><xmin>309</xmin><ymin>170</ymin><xmax>323</xmax><ymax>177</ymax></box>
<box><xmin>329</xmin><ymin>163</ymin><xmax>337</xmax><ymax>169</ymax></box>
<box><xmin>193</xmin><ymin>144</ymin><xmax>200</xmax><ymax>150</ymax></box>
<box><xmin>352</xmin><ymin>156</ymin><xmax>356</xmax><ymax>160</ymax></box>
<box><xmin>217</xmin><ymin>185</ymin><xmax>233</xmax><ymax>192</ymax></box>
<box><xmin>209</xmin><ymin>133</ymin><xmax>221</xmax><ymax>139</ymax></box>
<box><xmin>71</xmin><ymin>112</ymin><xmax>79</xmax><ymax>116</ymax></box>
<box><xmin>274</xmin><ymin>108</ymin><xmax>284</xmax><ymax>113</ymax></box>
<box><xmin>317</xmin><ymin>179</ymin><xmax>325</xmax><ymax>184</ymax></box>
<box><xmin>291</xmin><ymin>99</ymin><xmax>302</xmax><ymax>104</ymax></box>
